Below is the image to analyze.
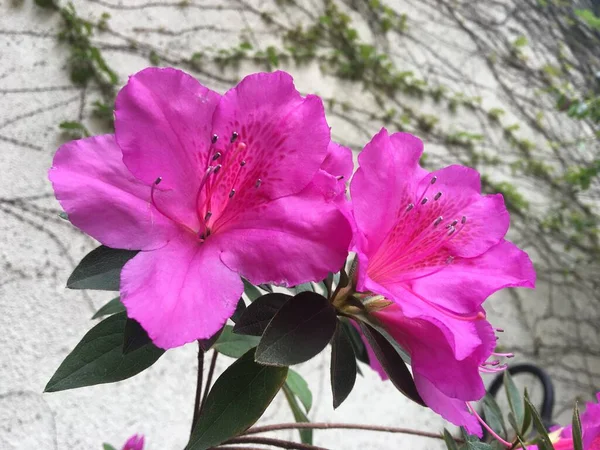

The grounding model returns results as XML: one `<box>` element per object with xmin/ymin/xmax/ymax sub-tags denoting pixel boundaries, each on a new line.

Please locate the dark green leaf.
<box><xmin>58</xmin><ymin>211</ymin><xmax>69</xmax><ymax>221</ymax></box>
<box><xmin>230</xmin><ymin>298</ymin><xmax>247</xmax><ymax>324</ymax></box>
<box><xmin>443</xmin><ymin>429</ymin><xmax>459</xmax><ymax>450</ymax></box>
<box><xmin>283</xmin><ymin>384</ymin><xmax>313</xmax><ymax>444</ymax></box>
<box><xmin>91</xmin><ymin>297</ymin><xmax>125</xmax><ymax>319</ymax></box>
<box><xmin>186</xmin><ymin>349</ymin><xmax>288</xmax><ymax>450</ymax></box>
<box><xmin>359</xmin><ymin>322</ymin><xmax>424</xmax><ymax>406</ymax></box>
<box><xmin>123</xmin><ymin>318</ymin><xmax>151</xmax><ymax>354</ymax></box>
<box><xmin>258</xmin><ymin>284</ymin><xmax>273</xmax><ymax>293</ymax></box>
<box><xmin>330</xmin><ymin>321</ymin><xmax>357</xmax><ymax>409</ymax></box>
<box><xmin>573</xmin><ymin>402</ymin><xmax>583</xmax><ymax>450</ymax></box>
<box><xmin>67</xmin><ymin>246</ymin><xmax>138</xmax><ymax>291</ymax></box>
<box><xmin>198</xmin><ymin>326</ymin><xmax>224</xmax><ymax>352</ymax></box>
<box><xmin>102</xmin><ymin>444</ymin><xmax>117</xmax><ymax>450</ymax></box>
<box><xmin>255</xmin><ymin>292</ymin><xmax>337</xmax><ymax>366</ymax></box>
<box><xmin>292</xmin><ymin>282</ymin><xmax>314</xmax><ymax>294</ymax></box>
<box><xmin>213</xmin><ymin>325</ymin><xmax>260</xmax><ymax>358</ymax></box>
<box><xmin>45</xmin><ymin>313</ymin><xmax>164</xmax><ymax>392</ymax></box>
<box><xmin>242</xmin><ymin>279</ymin><xmax>263</xmax><ymax>301</ymax></box>
<box><xmin>286</xmin><ymin>369</ymin><xmax>313</xmax><ymax>412</ymax></box>
<box><xmin>461</xmin><ymin>428</ymin><xmax>494</xmax><ymax>450</ymax></box>
<box><xmin>233</xmin><ymin>293</ymin><xmax>291</xmax><ymax>336</ymax></box>
<box><xmin>59</xmin><ymin>120</ymin><xmax>90</xmax><ymax>137</ymax></box>
<box><xmin>504</xmin><ymin>371</ymin><xmax>525</xmax><ymax>430</ymax></box>
<box><xmin>339</xmin><ymin>317</ymin><xmax>369</xmax><ymax>365</ymax></box>
<box><xmin>482</xmin><ymin>393</ymin><xmax>507</xmax><ymax>439</ymax></box>
<box><xmin>524</xmin><ymin>391</ymin><xmax>553</xmax><ymax>450</ymax></box>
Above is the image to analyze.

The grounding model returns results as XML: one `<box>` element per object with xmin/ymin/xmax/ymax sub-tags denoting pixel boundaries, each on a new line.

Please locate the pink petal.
<box><xmin>351</xmin><ymin>129</ymin><xmax>427</xmax><ymax>257</ymax></box>
<box><xmin>410</xmin><ymin>240</ymin><xmax>535</xmax><ymax>314</ymax></box>
<box><xmin>122</xmin><ymin>434</ymin><xmax>144</xmax><ymax>450</ymax></box>
<box><xmin>120</xmin><ymin>232</ymin><xmax>242</xmax><ymax>349</ymax></box>
<box><xmin>414</xmin><ymin>374</ymin><xmax>482</xmax><ymax>437</ymax></box>
<box><xmin>204</xmin><ymin>71</ymin><xmax>331</xmax><ymax>226</ymax></box>
<box><xmin>321</xmin><ymin>141</ymin><xmax>354</xmax><ymax>181</ymax></box>
<box><xmin>115</xmin><ymin>67</ymin><xmax>221</xmax><ymax>230</ymax></box>
<box><xmin>218</xmin><ymin>183</ymin><xmax>352</xmax><ymax>287</ymax></box>
<box><xmin>48</xmin><ymin>134</ymin><xmax>178</xmax><ymax>250</ymax></box>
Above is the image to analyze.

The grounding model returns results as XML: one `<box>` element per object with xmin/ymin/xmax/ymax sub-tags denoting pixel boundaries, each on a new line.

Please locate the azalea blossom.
<box><xmin>122</xmin><ymin>434</ymin><xmax>144</xmax><ymax>450</ymax></box>
<box><xmin>349</xmin><ymin>128</ymin><xmax>535</xmax><ymax>435</ymax></box>
<box><xmin>50</xmin><ymin>68</ymin><xmax>352</xmax><ymax>349</ymax></box>
<box><xmin>527</xmin><ymin>393</ymin><xmax>600</xmax><ymax>450</ymax></box>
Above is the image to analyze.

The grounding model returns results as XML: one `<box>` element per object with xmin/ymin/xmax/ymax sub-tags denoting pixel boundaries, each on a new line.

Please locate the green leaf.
<box><xmin>572</xmin><ymin>402</ymin><xmax>583</xmax><ymax>450</ymax></box>
<box><xmin>283</xmin><ymin>384</ymin><xmax>313</xmax><ymax>444</ymax></box>
<box><xmin>67</xmin><ymin>246</ymin><xmax>138</xmax><ymax>291</ymax></box>
<box><xmin>186</xmin><ymin>349</ymin><xmax>288</xmax><ymax>450</ymax></box>
<box><xmin>330</xmin><ymin>321</ymin><xmax>357</xmax><ymax>409</ymax></box>
<box><xmin>213</xmin><ymin>325</ymin><xmax>260</xmax><ymax>358</ymax></box>
<box><xmin>442</xmin><ymin>429</ymin><xmax>459</xmax><ymax>450</ymax></box>
<box><xmin>45</xmin><ymin>313</ymin><xmax>164</xmax><ymax>392</ymax></box>
<box><xmin>286</xmin><ymin>369</ymin><xmax>313</xmax><ymax>413</ymax></box>
<box><xmin>233</xmin><ymin>293</ymin><xmax>291</xmax><ymax>336</ymax></box>
<box><xmin>292</xmin><ymin>282</ymin><xmax>314</xmax><ymax>294</ymax></box>
<box><xmin>338</xmin><ymin>317</ymin><xmax>369</xmax><ymax>365</ymax></box>
<box><xmin>123</xmin><ymin>318</ymin><xmax>151</xmax><ymax>354</ymax></box>
<box><xmin>524</xmin><ymin>391</ymin><xmax>553</xmax><ymax>450</ymax></box>
<box><xmin>242</xmin><ymin>279</ymin><xmax>263</xmax><ymax>301</ymax></box>
<box><xmin>230</xmin><ymin>298</ymin><xmax>247</xmax><ymax>324</ymax></box>
<box><xmin>504</xmin><ymin>371</ymin><xmax>525</xmax><ymax>430</ymax></box>
<box><xmin>102</xmin><ymin>444</ymin><xmax>117</xmax><ymax>450</ymax></box>
<box><xmin>482</xmin><ymin>393</ymin><xmax>507</xmax><ymax>439</ymax></box>
<box><xmin>91</xmin><ymin>297</ymin><xmax>125</xmax><ymax>319</ymax></box>
<box><xmin>59</xmin><ymin>120</ymin><xmax>90</xmax><ymax>137</ymax></box>
<box><xmin>359</xmin><ymin>322</ymin><xmax>424</xmax><ymax>406</ymax></box>
<box><xmin>255</xmin><ymin>292</ymin><xmax>337</xmax><ymax>366</ymax></box>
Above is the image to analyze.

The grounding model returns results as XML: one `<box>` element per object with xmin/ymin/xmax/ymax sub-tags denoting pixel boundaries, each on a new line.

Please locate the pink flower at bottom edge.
<box><xmin>348</xmin><ymin>128</ymin><xmax>535</xmax><ymax>435</ymax></box>
<box><xmin>49</xmin><ymin>68</ymin><xmax>353</xmax><ymax>349</ymax></box>
<box><xmin>122</xmin><ymin>434</ymin><xmax>144</xmax><ymax>450</ymax></box>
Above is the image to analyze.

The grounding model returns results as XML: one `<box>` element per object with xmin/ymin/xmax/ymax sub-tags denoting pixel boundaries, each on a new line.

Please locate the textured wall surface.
<box><xmin>0</xmin><ymin>1</ymin><xmax>597</xmax><ymax>449</ymax></box>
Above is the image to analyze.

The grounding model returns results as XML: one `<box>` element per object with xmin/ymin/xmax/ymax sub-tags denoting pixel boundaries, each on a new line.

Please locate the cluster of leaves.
<box><xmin>444</xmin><ymin>372</ymin><xmax>584</xmax><ymax>450</ymax></box>
<box><xmin>45</xmin><ymin>245</ymin><xmax>427</xmax><ymax>449</ymax></box>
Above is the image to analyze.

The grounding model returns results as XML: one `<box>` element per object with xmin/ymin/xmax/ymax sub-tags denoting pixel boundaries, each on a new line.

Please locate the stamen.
<box><xmin>204</xmin><ymin>211</ymin><xmax>212</xmax><ymax>222</ymax></box>
<box><xmin>492</xmin><ymin>352</ymin><xmax>514</xmax><ymax>358</ymax></box>
<box><xmin>447</xmin><ymin>226</ymin><xmax>456</xmax><ymax>236</ymax></box>
<box><xmin>336</xmin><ymin>175</ymin><xmax>344</xmax><ymax>180</ymax></box>
<box><xmin>230</xmin><ymin>131</ymin><xmax>239</xmax><ymax>143</ymax></box>
<box><xmin>154</xmin><ymin>177</ymin><xmax>162</xmax><ymax>185</ymax></box>
<box><xmin>255</xmin><ymin>178</ymin><xmax>262</xmax><ymax>188</ymax></box>
<box><xmin>430</xmin><ymin>176</ymin><xmax>437</xmax><ymax>184</ymax></box>
<box><xmin>450</xmin><ymin>219</ymin><xmax>459</xmax><ymax>227</ymax></box>
<box><xmin>211</xmin><ymin>134</ymin><xmax>218</xmax><ymax>144</ymax></box>
<box><xmin>213</xmin><ymin>164</ymin><xmax>222</xmax><ymax>174</ymax></box>
<box><xmin>405</xmin><ymin>203</ymin><xmax>414</xmax><ymax>212</ymax></box>
<box><xmin>461</xmin><ymin>216</ymin><xmax>467</xmax><ymax>224</ymax></box>
<box><xmin>421</xmin><ymin>197</ymin><xmax>428</xmax><ymax>205</ymax></box>
<box><xmin>229</xmin><ymin>189</ymin><xmax>236</xmax><ymax>198</ymax></box>
<box><xmin>495</xmin><ymin>328</ymin><xmax>504</xmax><ymax>333</ymax></box>
<box><xmin>433</xmin><ymin>216</ymin><xmax>443</xmax><ymax>227</ymax></box>
<box><xmin>240</xmin><ymin>160</ymin><xmax>246</xmax><ymax>167</ymax></box>
<box><xmin>434</xmin><ymin>192</ymin><xmax>442</xmax><ymax>201</ymax></box>
<box><xmin>212</xmin><ymin>152</ymin><xmax>221</xmax><ymax>161</ymax></box>
<box><xmin>479</xmin><ymin>364</ymin><xmax>509</xmax><ymax>374</ymax></box>
<box><xmin>467</xmin><ymin>403</ymin><xmax>512</xmax><ymax>447</ymax></box>
<box><xmin>483</xmin><ymin>360</ymin><xmax>500</xmax><ymax>366</ymax></box>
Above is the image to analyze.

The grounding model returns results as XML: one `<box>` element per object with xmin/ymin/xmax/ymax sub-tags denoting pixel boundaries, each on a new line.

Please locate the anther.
<box><xmin>461</xmin><ymin>216</ymin><xmax>467</xmax><ymax>224</ymax></box>
<box><xmin>240</xmin><ymin>160</ymin><xmax>246</xmax><ymax>167</ymax></box>
<box><xmin>204</xmin><ymin>211</ymin><xmax>212</xmax><ymax>222</ymax></box>
<box><xmin>212</xmin><ymin>152</ymin><xmax>222</xmax><ymax>161</ymax></box>
<box><xmin>434</xmin><ymin>192</ymin><xmax>442</xmax><ymax>201</ymax></box>
<box><xmin>430</xmin><ymin>176</ymin><xmax>437</xmax><ymax>184</ymax></box>
<box><xmin>213</xmin><ymin>164</ymin><xmax>222</xmax><ymax>174</ymax></box>
<box><xmin>211</xmin><ymin>134</ymin><xmax>218</xmax><ymax>144</ymax></box>
<box><xmin>230</xmin><ymin>131</ymin><xmax>239</xmax><ymax>143</ymax></box>
<box><xmin>446</xmin><ymin>256</ymin><xmax>454</xmax><ymax>264</ymax></box>
<box><xmin>450</xmin><ymin>219</ymin><xmax>459</xmax><ymax>227</ymax></box>
<box><xmin>433</xmin><ymin>216</ymin><xmax>443</xmax><ymax>227</ymax></box>
<box><xmin>421</xmin><ymin>197</ymin><xmax>428</xmax><ymax>205</ymax></box>
<box><xmin>255</xmin><ymin>179</ymin><xmax>262</xmax><ymax>188</ymax></box>
<box><xmin>336</xmin><ymin>175</ymin><xmax>344</xmax><ymax>180</ymax></box>
<box><xmin>495</xmin><ymin>328</ymin><xmax>504</xmax><ymax>333</ymax></box>
<box><xmin>405</xmin><ymin>203</ymin><xmax>414</xmax><ymax>212</ymax></box>
<box><xmin>447</xmin><ymin>226</ymin><xmax>456</xmax><ymax>236</ymax></box>
<box><xmin>154</xmin><ymin>177</ymin><xmax>162</xmax><ymax>185</ymax></box>
<box><xmin>229</xmin><ymin>189</ymin><xmax>236</xmax><ymax>198</ymax></box>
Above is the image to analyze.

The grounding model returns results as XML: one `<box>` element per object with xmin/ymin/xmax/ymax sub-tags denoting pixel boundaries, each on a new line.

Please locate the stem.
<box><xmin>242</xmin><ymin>423</ymin><xmax>462</xmax><ymax>442</ymax></box>
<box><xmin>200</xmin><ymin>350</ymin><xmax>219</xmax><ymax>413</ymax></box>
<box><xmin>222</xmin><ymin>436</ymin><xmax>326</xmax><ymax>449</ymax></box>
<box><xmin>190</xmin><ymin>341</ymin><xmax>205</xmax><ymax>434</ymax></box>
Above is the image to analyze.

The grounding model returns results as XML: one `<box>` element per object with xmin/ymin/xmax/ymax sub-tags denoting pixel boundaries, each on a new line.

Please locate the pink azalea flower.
<box><xmin>49</xmin><ymin>68</ymin><xmax>352</xmax><ymax>349</ymax></box>
<box><xmin>527</xmin><ymin>393</ymin><xmax>600</xmax><ymax>450</ymax></box>
<box><xmin>122</xmin><ymin>434</ymin><xmax>144</xmax><ymax>450</ymax></box>
<box><xmin>349</xmin><ymin>128</ymin><xmax>535</xmax><ymax>435</ymax></box>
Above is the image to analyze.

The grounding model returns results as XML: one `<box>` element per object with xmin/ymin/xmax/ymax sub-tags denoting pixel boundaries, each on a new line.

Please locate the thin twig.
<box><xmin>222</xmin><ymin>436</ymin><xmax>327</xmax><ymax>450</ymax></box>
<box><xmin>200</xmin><ymin>350</ymin><xmax>219</xmax><ymax>413</ymax></box>
<box><xmin>216</xmin><ymin>447</ymin><xmax>267</xmax><ymax>450</ymax></box>
<box><xmin>243</xmin><ymin>422</ymin><xmax>461</xmax><ymax>442</ymax></box>
<box><xmin>190</xmin><ymin>341</ymin><xmax>205</xmax><ymax>434</ymax></box>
